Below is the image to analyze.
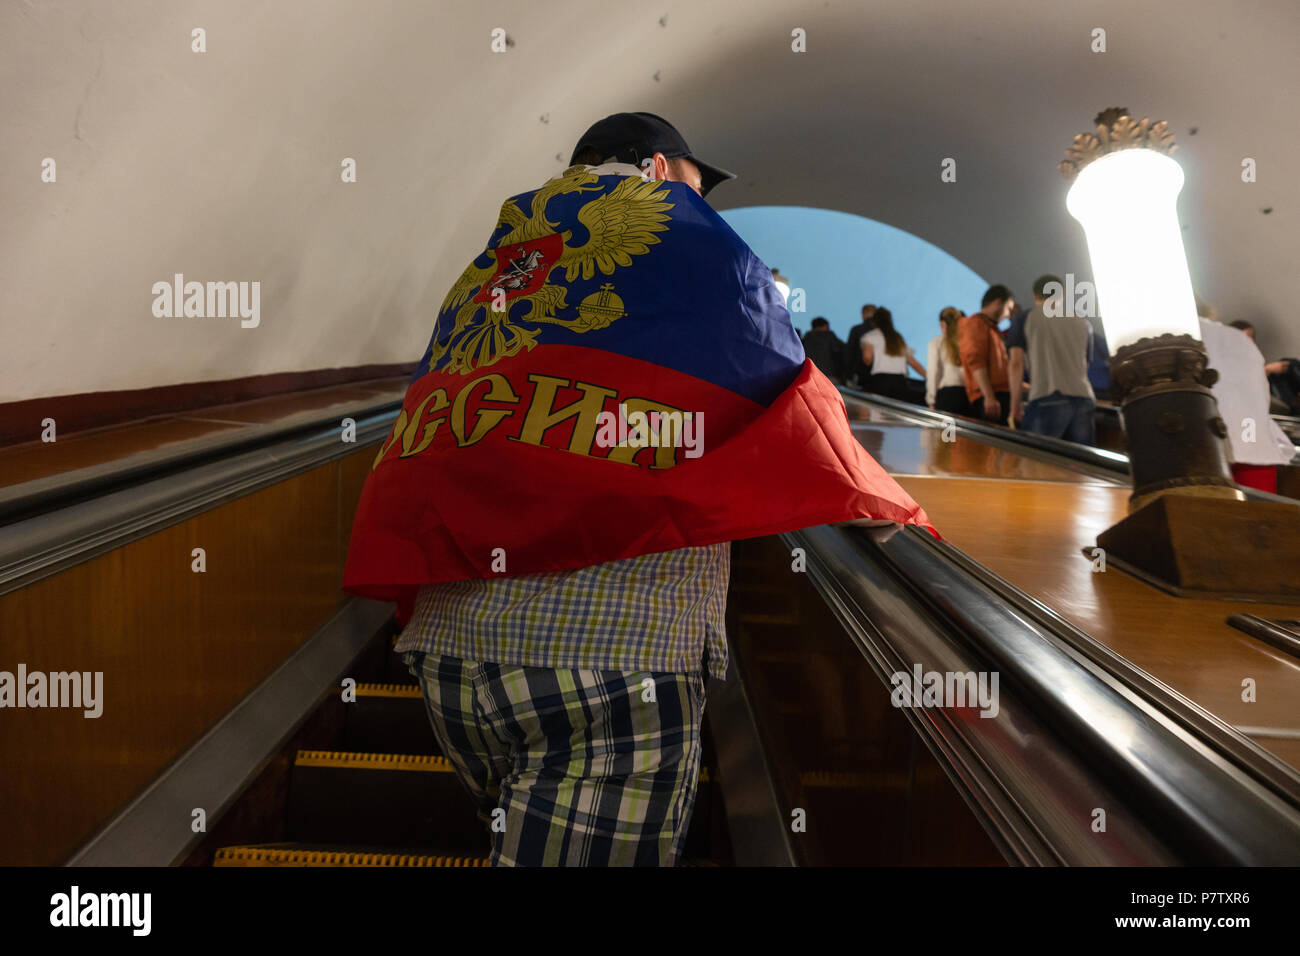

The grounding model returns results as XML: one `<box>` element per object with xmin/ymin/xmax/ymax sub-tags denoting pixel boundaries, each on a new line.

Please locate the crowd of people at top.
<box><xmin>798</xmin><ymin>279</ymin><xmax>1299</xmax><ymax>492</ymax></box>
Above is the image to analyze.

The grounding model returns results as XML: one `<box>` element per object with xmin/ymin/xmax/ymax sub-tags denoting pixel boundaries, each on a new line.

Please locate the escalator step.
<box><xmin>293</xmin><ymin>750</ymin><xmax>455</xmax><ymax>771</ymax></box>
<box><xmin>356</xmin><ymin>683</ymin><xmax>422</xmax><ymax>698</ymax></box>
<box><xmin>286</xmin><ymin>750</ymin><xmax>482</xmax><ymax>850</ymax></box>
<box><xmin>341</xmin><ymin>684</ymin><xmax>436</xmax><ymax>755</ymax></box>
<box><xmin>214</xmin><ymin>844</ymin><xmax>486</xmax><ymax>867</ymax></box>
<box><xmin>291</xmin><ymin>750</ymin><xmax>711</xmax><ymax>778</ymax></box>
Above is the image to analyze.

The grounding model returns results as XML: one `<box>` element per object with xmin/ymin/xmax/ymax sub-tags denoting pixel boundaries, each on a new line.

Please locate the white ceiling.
<box><xmin>4</xmin><ymin>0</ymin><xmax>1297</xmax><ymax>403</ymax></box>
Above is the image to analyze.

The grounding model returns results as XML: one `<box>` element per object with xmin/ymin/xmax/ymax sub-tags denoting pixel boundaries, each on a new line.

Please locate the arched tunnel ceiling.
<box><xmin>4</xmin><ymin>0</ymin><xmax>1298</xmax><ymax>403</ymax></box>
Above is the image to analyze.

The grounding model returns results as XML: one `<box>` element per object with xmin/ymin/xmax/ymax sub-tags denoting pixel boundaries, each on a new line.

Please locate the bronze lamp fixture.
<box><xmin>1062</xmin><ymin>108</ymin><xmax>1299</xmax><ymax>601</ymax></box>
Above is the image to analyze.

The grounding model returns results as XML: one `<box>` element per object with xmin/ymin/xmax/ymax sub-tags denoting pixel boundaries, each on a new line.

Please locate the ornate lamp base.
<box><xmin>1109</xmin><ymin>333</ymin><xmax>1240</xmax><ymax>510</ymax></box>
<box><xmin>1098</xmin><ymin>334</ymin><xmax>1300</xmax><ymax>601</ymax></box>
<box><xmin>1095</xmin><ymin>494</ymin><xmax>1300</xmax><ymax>602</ymax></box>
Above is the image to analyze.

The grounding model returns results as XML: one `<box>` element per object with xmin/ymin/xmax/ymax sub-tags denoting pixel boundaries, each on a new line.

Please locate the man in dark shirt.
<box><xmin>802</xmin><ymin>317</ymin><xmax>846</xmax><ymax>383</ymax></box>
<box><xmin>844</xmin><ymin>303</ymin><xmax>877</xmax><ymax>388</ymax></box>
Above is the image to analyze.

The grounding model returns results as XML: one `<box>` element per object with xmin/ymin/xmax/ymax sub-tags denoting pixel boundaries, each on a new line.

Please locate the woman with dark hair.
<box><xmin>926</xmin><ymin>307</ymin><xmax>970</xmax><ymax>414</ymax></box>
<box><xmin>860</xmin><ymin>307</ymin><xmax>926</xmax><ymax>403</ymax></box>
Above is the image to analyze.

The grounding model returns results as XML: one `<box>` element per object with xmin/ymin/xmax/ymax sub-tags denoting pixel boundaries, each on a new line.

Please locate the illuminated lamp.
<box><xmin>1061</xmin><ymin>108</ymin><xmax>1300</xmax><ymax>600</ymax></box>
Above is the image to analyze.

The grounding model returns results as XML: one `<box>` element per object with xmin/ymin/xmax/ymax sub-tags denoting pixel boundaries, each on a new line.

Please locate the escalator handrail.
<box><xmin>706</xmin><ymin>635</ymin><xmax>800</xmax><ymax>866</ymax></box>
<box><xmin>932</xmin><ymin>535</ymin><xmax>1300</xmax><ymax>805</ymax></box>
<box><xmin>844</xmin><ymin>386</ymin><xmax>1300</xmax><ymax>501</ymax></box>
<box><xmin>839</xmin><ymin>385</ymin><xmax>1131</xmax><ymax>478</ymax></box>
<box><xmin>64</xmin><ymin>598</ymin><xmax>394</xmax><ymax>866</ymax></box>
<box><xmin>0</xmin><ymin>394</ymin><xmax>403</xmax><ymax>527</ymax></box>
<box><xmin>0</xmin><ymin>403</ymin><xmax>399</xmax><ymax>596</ymax></box>
<box><xmin>790</xmin><ymin>523</ymin><xmax>1300</xmax><ymax>865</ymax></box>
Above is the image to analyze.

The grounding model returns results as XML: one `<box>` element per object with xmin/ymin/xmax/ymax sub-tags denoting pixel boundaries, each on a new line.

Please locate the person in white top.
<box><xmin>859</xmin><ymin>307</ymin><xmax>926</xmax><ymax>403</ymax></box>
<box><xmin>925</xmin><ymin>306</ymin><xmax>969</xmax><ymax>414</ymax></box>
<box><xmin>1199</xmin><ymin>316</ymin><xmax>1297</xmax><ymax>493</ymax></box>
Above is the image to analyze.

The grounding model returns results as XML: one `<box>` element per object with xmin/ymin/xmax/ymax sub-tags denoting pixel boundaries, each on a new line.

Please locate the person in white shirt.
<box><xmin>925</xmin><ymin>306</ymin><xmax>969</xmax><ymax>414</ymax></box>
<box><xmin>860</xmin><ymin>307</ymin><xmax>926</xmax><ymax>403</ymax></box>
<box><xmin>1199</xmin><ymin>316</ymin><xmax>1297</xmax><ymax>493</ymax></box>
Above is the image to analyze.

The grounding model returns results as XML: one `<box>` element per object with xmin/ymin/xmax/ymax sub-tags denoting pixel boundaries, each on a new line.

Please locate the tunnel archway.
<box><xmin>721</xmin><ymin>205</ymin><xmax>989</xmax><ymax>348</ymax></box>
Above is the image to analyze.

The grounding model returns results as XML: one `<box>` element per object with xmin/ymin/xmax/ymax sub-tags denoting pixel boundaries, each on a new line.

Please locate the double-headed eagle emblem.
<box><xmin>429</xmin><ymin>166</ymin><xmax>675</xmax><ymax>375</ymax></box>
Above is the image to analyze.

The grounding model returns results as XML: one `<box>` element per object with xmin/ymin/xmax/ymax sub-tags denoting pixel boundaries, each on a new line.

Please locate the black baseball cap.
<box><xmin>568</xmin><ymin>111</ymin><xmax>737</xmax><ymax>197</ymax></box>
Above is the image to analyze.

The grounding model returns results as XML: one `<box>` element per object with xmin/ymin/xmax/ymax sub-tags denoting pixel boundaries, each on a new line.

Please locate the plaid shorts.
<box><xmin>406</xmin><ymin>652</ymin><xmax>706</xmax><ymax>866</ymax></box>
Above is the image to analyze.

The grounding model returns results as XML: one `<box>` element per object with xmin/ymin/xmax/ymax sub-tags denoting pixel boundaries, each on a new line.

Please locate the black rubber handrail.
<box><xmin>0</xmin><ymin>404</ymin><xmax>400</xmax><ymax>596</ymax></box>
<box><xmin>1226</xmin><ymin>613</ymin><xmax>1300</xmax><ymax>662</ymax></box>
<box><xmin>788</xmin><ymin>523</ymin><xmax>1300</xmax><ymax>865</ymax></box>
<box><xmin>839</xmin><ymin>386</ymin><xmax>1131</xmax><ymax>479</ymax></box>
<box><xmin>64</xmin><ymin>598</ymin><xmax>395</xmax><ymax>866</ymax></box>
<box><xmin>705</xmin><ymin>635</ymin><xmax>799</xmax><ymax>866</ymax></box>
<box><xmin>843</xmin><ymin>386</ymin><xmax>1300</xmax><ymax>499</ymax></box>
<box><xmin>0</xmin><ymin>394</ymin><xmax>404</xmax><ymax>528</ymax></box>
<box><xmin>932</xmin><ymin>537</ymin><xmax>1300</xmax><ymax>809</ymax></box>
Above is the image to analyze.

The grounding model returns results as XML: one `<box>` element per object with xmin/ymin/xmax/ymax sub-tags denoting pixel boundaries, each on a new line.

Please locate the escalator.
<box><xmin>845</xmin><ymin>385</ymin><xmax>1300</xmax><ymax>498</ymax></box>
<box><xmin>144</xmin><ymin>621</ymin><xmax>729</xmax><ymax>868</ymax></box>
<box><xmin>5</xmin><ymin>380</ymin><xmax>1300</xmax><ymax>866</ymax></box>
<box><xmin>0</xmin><ymin>383</ymin><xmax>733</xmax><ymax>866</ymax></box>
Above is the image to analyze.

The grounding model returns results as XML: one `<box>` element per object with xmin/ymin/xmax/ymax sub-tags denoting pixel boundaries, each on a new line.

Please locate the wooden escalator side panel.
<box><xmin>727</xmin><ymin>536</ymin><xmax>1004</xmax><ymax>865</ymax></box>
<box><xmin>849</xmin><ymin>422</ymin><xmax>1109</xmax><ymax>484</ymax></box>
<box><xmin>895</xmin><ymin>475</ymin><xmax>1300</xmax><ymax>772</ymax></box>
<box><xmin>0</xmin><ymin>418</ymin><xmax>249</xmax><ymax>489</ymax></box>
<box><xmin>0</xmin><ymin>377</ymin><xmax>408</xmax><ymax>490</ymax></box>
<box><xmin>0</xmin><ymin>445</ymin><xmax>383</xmax><ymax>865</ymax></box>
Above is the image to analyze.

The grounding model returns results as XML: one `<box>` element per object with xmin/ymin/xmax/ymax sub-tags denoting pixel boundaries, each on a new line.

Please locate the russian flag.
<box><xmin>343</xmin><ymin>165</ymin><xmax>933</xmax><ymax>616</ymax></box>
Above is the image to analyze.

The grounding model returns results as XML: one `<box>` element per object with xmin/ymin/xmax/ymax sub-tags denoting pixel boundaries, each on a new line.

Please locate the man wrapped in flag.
<box><xmin>343</xmin><ymin>112</ymin><xmax>931</xmax><ymax>865</ymax></box>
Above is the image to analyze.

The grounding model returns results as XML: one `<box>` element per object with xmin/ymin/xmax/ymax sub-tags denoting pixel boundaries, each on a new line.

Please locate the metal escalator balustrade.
<box><xmin>0</xmin><ymin>401</ymin><xmax>401</xmax><ymax>596</ymax></box>
<box><xmin>843</xmin><ymin>386</ymin><xmax>1300</xmax><ymax>503</ymax></box>
<box><xmin>0</xmin><ymin>393</ymin><xmax>405</xmax><ymax>526</ymax></box>
<box><xmin>714</xmin><ymin>536</ymin><xmax>1006</xmax><ymax>865</ymax></box>
<box><xmin>70</xmin><ymin>600</ymin><xmax>736</xmax><ymax>867</ymax></box>
<box><xmin>785</xmin><ymin>522</ymin><xmax>1300</xmax><ymax>865</ymax></box>
<box><xmin>839</xmin><ymin>386</ymin><xmax>1130</xmax><ymax>481</ymax></box>
<box><xmin>18</xmin><ymin>385</ymin><xmax>737</xmax><ymax>867</ymax></box>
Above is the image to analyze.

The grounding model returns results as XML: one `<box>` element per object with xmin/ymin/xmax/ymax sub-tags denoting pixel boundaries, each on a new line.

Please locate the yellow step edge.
<box><xmin>294</xmin><ymin>750</ymin><xmax>455</xmax><ymax>772</ymax></box>
<box><xmin>214</xmin><ymin>846</ymin><xmax>486</xmax><ymax>867</ymax></box>
<box><xmin>293</xmin><ymin>751</ymin><xmax>712</xmax><ymax>782</ymax></box>
<box><xmin>355</xmin><ymin>683</ymin><xmax>423</xmax><ymax>699</ymax></box>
